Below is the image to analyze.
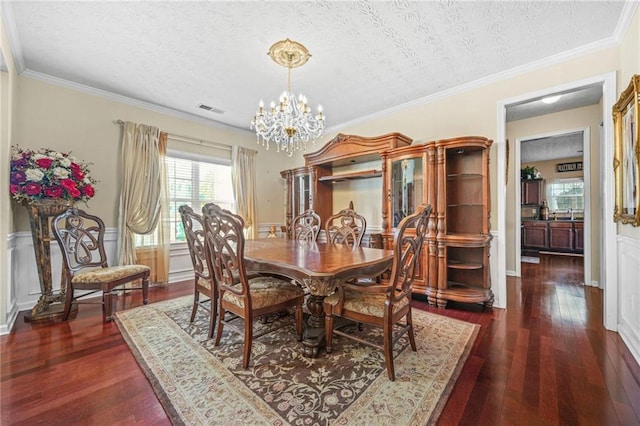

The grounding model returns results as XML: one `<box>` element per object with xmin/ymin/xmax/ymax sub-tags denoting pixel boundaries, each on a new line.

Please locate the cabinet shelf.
<box><xmin>447</xmin><ymin>173</ymin><xmax>482</xmax><ymax>179</ymax></box>
<box><xmin>447</xmin><ymin>260</ymin><xmax>483</xmax><ymax>270</ymax></box>
<box><xmin>318</xmin><ymin>169</ymin><xmax>381</xmax><ymax>182</ymax></box>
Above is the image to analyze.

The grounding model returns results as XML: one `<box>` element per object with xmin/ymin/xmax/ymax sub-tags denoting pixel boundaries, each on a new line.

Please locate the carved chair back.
<box><xmin>292</xmin><ymin>209</ymin><xmax>321</xmax><ymax>242</ymax></box>
<box><xmin>324</xmin><ymin>202</ymin><xmax>366</xmax><ymax>248</ymax></box>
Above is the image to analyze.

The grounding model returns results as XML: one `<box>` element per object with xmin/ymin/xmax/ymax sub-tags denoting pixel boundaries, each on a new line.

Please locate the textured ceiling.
<box><xmin>0</xmin><ymin>1</ymin><xmax>632</xmax><ymax>133</ymax></box>
<box><xmin>521</xmin><ymin>131</ymin><xmax>585</xmax><ymax>164</ymax></box>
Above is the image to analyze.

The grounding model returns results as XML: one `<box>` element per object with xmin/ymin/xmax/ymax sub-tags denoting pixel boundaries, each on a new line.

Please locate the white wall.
<box><xmin>1</xmin><ymin>17</ymin><xmax>19</xmax><ymax>334</ymax></box>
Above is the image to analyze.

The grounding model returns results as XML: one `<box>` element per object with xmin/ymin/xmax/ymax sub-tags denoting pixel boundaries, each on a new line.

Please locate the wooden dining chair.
<box><xmin>323</xmin><ymin>203</ymin><xmax>432</xmax><ymax>381</ymax></box>
<box><xmin>202</xmin><ymin>203</ymin><xmax>305</xmax><ymax>369</ymax></box>
<box><xmin>292</xmin><ymin>209</ymin><xmax>321</xmax><ymax>242</ymax></box>
<box><xmin>179</xmin><ymin>205</ymin><xmax>216</xmax><ymax>338</ymax></box>
<box><xmin>52</xmin><ymin>208</ymin><xmax>150</xmax><ymax>323</ymax></box>
<box><xmin>324</xmin><ymin>201</ymin><xmax>366</xmax><ymax>248</ymax></box>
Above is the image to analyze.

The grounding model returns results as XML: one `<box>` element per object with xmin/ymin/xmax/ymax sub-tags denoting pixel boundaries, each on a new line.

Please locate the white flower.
<box><xmin>84</xmin><ymin>177</ymin><xmax>92</xmax><ymax>184</ymax></box>
<box><xmin>32</xmin><ymin>153</ymin><xmax>48</xmax><ymax>161</ymax></box>
<box><xmin>25</xmin><ymin>168</ymin><xmax>45</xmax><ymax>182</ymax></box>
<box><xmin>53</xmin><ymin>167</ymin><xmax>70</xmax><ymax>178</ymax></box>
<box><xmin>59</xmin><ymin>158</ymin><xmax>71</xmax><ymax>167</ymax></box>
<box><xmin>12</xmin><ymin>153</ymin><xmax>23</xmax><ymax>160</ymax></box>
<box><xmin>53</xmin><ymin>152</ymin><xmax>65</xmax><ymax>159</ymax></box>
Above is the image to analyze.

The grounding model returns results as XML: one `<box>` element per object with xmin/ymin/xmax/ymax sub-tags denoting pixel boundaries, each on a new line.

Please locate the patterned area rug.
<box><xmin>115</xmin><ymin>296</ymin><xmax>478</xmax><ymax>425</ymax></box>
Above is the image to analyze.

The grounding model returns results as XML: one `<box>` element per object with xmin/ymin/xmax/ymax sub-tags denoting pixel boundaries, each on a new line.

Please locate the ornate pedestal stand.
<box><xmin>23</xmin><ymin>199</ymin><xmax>77</xmax><ymax>322</ymax></box>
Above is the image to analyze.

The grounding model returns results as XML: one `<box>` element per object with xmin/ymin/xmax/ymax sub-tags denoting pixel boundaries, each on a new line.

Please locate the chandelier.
<box><xmin>251</xmin><ymin>39</ymin><xmax>325</xmax><ymax>156</ymax></box>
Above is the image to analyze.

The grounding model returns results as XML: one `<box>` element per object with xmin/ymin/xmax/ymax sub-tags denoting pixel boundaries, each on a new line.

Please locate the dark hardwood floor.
<box><xmin>2</xmin><ymin>254</ymin><xmax>639</xmax><ymax>425</ymax></box>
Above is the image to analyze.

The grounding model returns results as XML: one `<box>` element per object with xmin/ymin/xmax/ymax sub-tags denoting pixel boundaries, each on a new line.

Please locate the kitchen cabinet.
<box><xmin>522</xmin><ymin>221</ymin><xmax>548</xmax><ymax>249</ymax></box>
<box><xmin>521</xmin><ymin>179</ymin><xmax>543</xmax><ymax>205</ymax></box>
<box><xmin>548</xmin><ymin>222</ymin><xmax>573</xmax><ymax>251</ymax></box>
<box><xmin>574</xmin><ymin>222</ymin><xmax>584</xmax><ymax>252</ymax></box>
<box><xmin>522</xmin><ymin>220</ymin><xmax>583</xmax><ymax>253</ymax></box>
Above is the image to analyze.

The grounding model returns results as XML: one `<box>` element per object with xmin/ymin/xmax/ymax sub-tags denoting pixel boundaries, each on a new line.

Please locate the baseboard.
<box><xmin>539</xmin><ymin>251</ymin><xmax>584</xmax><ymax>257</ymax></box>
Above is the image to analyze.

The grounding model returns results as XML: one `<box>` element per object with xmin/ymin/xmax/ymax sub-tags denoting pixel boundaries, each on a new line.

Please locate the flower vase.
<box><xmin>24</xmin><ymin>198</ymin><xmax>76</xmax><ymax>322</ymax></box>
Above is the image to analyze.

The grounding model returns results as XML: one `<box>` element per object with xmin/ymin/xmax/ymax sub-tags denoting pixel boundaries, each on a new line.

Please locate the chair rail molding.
<box><xmin>617</xmin><ymin>234</ymin><xmax>640</xmax><ymax>366</ymax></box>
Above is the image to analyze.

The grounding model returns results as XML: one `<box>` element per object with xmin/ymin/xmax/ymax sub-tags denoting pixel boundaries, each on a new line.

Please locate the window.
<box><xmin>546</xmin><ymin>178</ymin><xmax>584</xmax><ymax>212</ymax></box>
<box><xmin>167</xmin><ymin>154</ymin><xmax>233</xmax><ymax>243</ymax></box>
<box><xmin>136</xmin><ymin>152</ymin><xmax>233</xmax><ymax>245</ymax></box>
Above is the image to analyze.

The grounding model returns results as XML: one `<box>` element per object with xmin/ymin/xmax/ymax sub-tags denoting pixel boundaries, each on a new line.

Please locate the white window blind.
<box><xmin>135</xmin><ymin>152</ymin><xmax>233</xmax><ymax>245</ymax></box>
<box><xmin>545</xmin><ymin>178</ymin><xmax>584</xmax><ymax>212</ymax></box>
<box><xmin>167</xmin><ymin>154</ymin><xmax>233</xmax><ymax>243</ymax></box>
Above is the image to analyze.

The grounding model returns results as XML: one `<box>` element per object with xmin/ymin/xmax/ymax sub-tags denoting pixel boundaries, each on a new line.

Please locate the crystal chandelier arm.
<box><xmin>252</xmin><ymin>39</ymin><xmax>325</xmax><ymax>156</ymax></box>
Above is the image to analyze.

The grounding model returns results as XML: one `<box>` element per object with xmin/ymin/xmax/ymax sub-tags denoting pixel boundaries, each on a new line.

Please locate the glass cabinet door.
<box><xmin>391</xmin><ymin>157</ymin><xmax>423</xmax><ymax>227</ymax></box>
<box><xmin>293</xmin><ymin>174</ymin><xmax>310</xmax><ymax>216</ymax></box>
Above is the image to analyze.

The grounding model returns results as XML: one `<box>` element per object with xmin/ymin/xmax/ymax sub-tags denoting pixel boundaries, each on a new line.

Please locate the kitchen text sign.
<box><xmin>556</xmin><ymin>161</ymin><xmax>583</xmax><ymax>173</ymax></box>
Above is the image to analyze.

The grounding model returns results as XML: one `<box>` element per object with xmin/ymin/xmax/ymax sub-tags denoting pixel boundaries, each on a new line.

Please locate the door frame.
<box><xmin>495</xmin><ymin>71</ymin><xmax>618</xmax><ymax>331</ymax></box>
<box><xmin>514</xmin><ymin>127</ymin><xmax>591</xmax><ymax>288</ymax></box>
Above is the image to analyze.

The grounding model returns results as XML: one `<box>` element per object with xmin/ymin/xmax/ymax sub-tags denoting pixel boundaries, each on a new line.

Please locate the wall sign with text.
<box><xmin>556</xmin><ymin>161</ymin><xmax>583</xmax><ymax>173</ymax></box>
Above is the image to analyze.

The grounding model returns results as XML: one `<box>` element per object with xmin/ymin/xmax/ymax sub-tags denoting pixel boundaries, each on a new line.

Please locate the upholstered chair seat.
<box><xmin>222</xmin><ymin>277</ymin><xmax>304</xmax><ymax>310</ymax></box>
<box><xmin>71</xmin><ymin>265</ymin><xmax>150</xmax><ymax>285</ymax></box>
<box><xmin>202</xmin><ymin>202</ymin><xmax>305</xmax><ymax>369</ymax></box>
<box><xmin>323</xmin><ymin>203</ymin><xmax>432</xmax><ymax>381</ymax></box>
<box><xmin>324</xmin><ymin>288</ymin><xmax>409</xmax><ymax>318</ymax></box>
<box><xmin>52</xmin><ymin>208</ymin><xmax>150</xmax><ymax>323</ymax></box>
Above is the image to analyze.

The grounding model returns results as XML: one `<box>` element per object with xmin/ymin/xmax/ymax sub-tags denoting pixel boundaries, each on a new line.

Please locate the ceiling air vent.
<box><xmin>197</xmin><ymin>104</ymin><xmax>224</xmax><ymax>114</ymax></box>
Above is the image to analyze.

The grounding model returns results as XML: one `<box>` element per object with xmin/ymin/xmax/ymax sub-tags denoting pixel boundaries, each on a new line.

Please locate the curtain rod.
<box><xmin>115</xmin><ymin>119</ymin><xmax>232</xmax><ymax>152</ymax></box>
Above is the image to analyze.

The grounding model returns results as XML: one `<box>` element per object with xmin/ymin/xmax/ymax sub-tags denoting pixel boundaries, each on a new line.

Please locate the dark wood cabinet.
<box><xmin>522</xmin><ymin>221</ymin><xmax>548</xmax><ymax>249</ymax></box>
<box><xmin>522</xmin><ymin>220</ymin><xmax>583</xmax><ymax>253</ymax></box>
<box><xmin>548</xmin><ymin>222</ymin><xmax>573</xmax><ymax>251</ymax></box>
<box><xmin>574</xmin><ymin>222</ymin><xmax>584</xmax><ymax>253</ymax></box>
<box><xmin>521</xmin><ymin>179</ymin><xmax>543</xmax><ymax>205</ymax></box>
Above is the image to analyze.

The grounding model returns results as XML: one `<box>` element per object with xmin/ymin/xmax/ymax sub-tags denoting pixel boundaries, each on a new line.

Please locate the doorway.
<box><xmin>513</xmin><ymin>128</ymin><xmax>590</xmax><ymax>285</ymax></box>
<box><xmin>494</xmin><ymin>72</ymin><xmax>618</xmax><ymax>331</ymax></box>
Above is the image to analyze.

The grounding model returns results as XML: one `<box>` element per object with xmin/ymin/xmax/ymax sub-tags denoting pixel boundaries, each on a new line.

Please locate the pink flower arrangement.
<box><xmin>10</xmin><ymin>146</ymin><xmax>97</xmax><ymax>204</ymax></box>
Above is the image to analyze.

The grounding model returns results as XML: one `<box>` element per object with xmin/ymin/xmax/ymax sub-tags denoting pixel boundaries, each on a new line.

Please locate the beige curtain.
<box><xmin>232</xmin><ymin>146</ymin><xmax>258</xmax><ymax>239</ymax></box>
<box><xmin>117</xmin><ymin>123</ymin><xmax>169</xmax><ymax>284</ymax></box>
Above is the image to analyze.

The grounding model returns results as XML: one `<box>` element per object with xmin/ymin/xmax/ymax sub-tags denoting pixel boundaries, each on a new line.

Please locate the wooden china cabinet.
<box><xmin>281</xmin><ymin>133</ymin><xmax>493</xmax><ymax>310</ymax></box>
<box><xmin>280</xmin><ymin>166</ymin><xmax>331</xmax><ymax>239</ymax></box>
<box><xmin>434</xmin><ymin>136</ymin><xmax>493</xmax><ymax>309</ymax></box>
<box><xmin>380</xmin><ymin>136</ymin><xmax>493</xmax><ymax>308</ymax></box>
<box><xmin>380</xmin><ymin>142</ymin><xmax>437</xmax><ymax>296</ymax></box>
<box><xmin>281</xmin><ymin>133</ymin><xmax>412</xmax><ymax>239</ymax></box>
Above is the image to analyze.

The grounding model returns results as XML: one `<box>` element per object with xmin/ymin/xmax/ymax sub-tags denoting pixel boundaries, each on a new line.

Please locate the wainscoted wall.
<box><xmin>618</xmin><ymin>235</ymin><xmax>640</xmax><ymax>366</ymax></box>
<box><xmin>3</xmin><ymin>235</ymin><xmax>18</xmax><ymax>335</ymax></box>
<box><xmin>2</xmin><ymin>223</ymin><xmax>286</xmax><ymax>334</ymax></box>
<box><xmin>3</xmin><ymin>223</ymin><xmax>498</xmax><ymax>334</ymax></box>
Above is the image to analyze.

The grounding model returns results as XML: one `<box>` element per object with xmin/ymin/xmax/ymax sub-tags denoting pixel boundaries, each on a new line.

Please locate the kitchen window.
<box><xmin>546</xmin><ymin>178</ymin><xmax>584</xmax><ymax>212</ymax></box>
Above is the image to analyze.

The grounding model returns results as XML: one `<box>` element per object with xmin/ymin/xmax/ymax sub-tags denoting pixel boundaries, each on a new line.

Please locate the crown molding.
<box><xmin>0</xmin><ymin>1</ymin><xmax>25</xmax><ymax>72</ymax></box>
<box><xmin>613</xmin><ymin>1</ymin><xmax>640</xmax><ymax>43</ymax></box>
<box><xmin>20</xmin><ymin>69</ymin><xmax>253</xmax><ymax>135</ymax></box>
<box><xmin>327</xmin><ymin>37</ymin><xmax>619</xmax><ymax>134</ymax></box>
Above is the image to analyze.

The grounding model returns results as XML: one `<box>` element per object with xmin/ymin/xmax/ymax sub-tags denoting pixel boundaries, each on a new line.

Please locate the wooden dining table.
<box><xmin>244</xmin><ymin>238</ymin><xmax>394</xmax><ymax>357</ymax></box>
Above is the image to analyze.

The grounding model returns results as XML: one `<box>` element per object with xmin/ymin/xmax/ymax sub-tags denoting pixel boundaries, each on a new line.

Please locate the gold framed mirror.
<box><xmin>613</xmin><ymin>74</ymin><xmax>639</xmax><ymax>226</ymax></box>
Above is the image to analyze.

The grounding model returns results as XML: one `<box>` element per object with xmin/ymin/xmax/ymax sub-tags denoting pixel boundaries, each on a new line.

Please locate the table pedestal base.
<box><xmin>302</xmin><ymin>294</ymin><xmax>326</xmax><ymax>357</ymax></box>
